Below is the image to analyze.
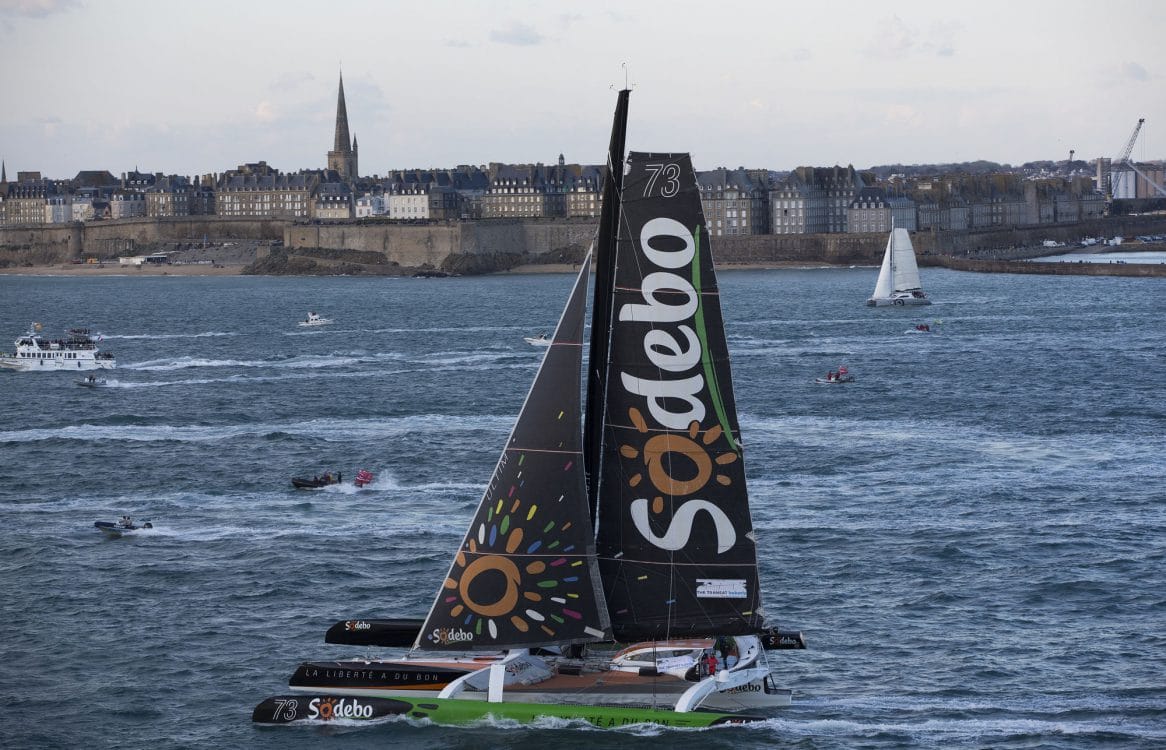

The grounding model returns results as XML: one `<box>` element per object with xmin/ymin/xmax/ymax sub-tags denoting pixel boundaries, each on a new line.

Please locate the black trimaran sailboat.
<box><xmin>254</xmin><ymin>89</ymin><xmax>804</xmax><ymax>728</ymax></box>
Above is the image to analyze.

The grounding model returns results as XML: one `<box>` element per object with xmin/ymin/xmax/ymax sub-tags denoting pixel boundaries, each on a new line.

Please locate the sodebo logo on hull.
<box><xmin>427</xmin><ymin>627</ymin><xmax>474</xmax><ymax>646</ymax></box>
<box><xmin>307</xmin><ymin>697</ymin><xmax>374</xmax><ymax>720</ymax></box>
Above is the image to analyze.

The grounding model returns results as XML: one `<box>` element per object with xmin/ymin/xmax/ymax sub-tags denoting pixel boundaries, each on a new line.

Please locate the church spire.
<box><xmin>334</xmin><ymin>72</ymin><xmax>351</xmax><ymax>152</ymax></box>
<box><xmin>327</xmin><ymin>71</ymin><xmax>357</xmax><ymax>181</ymax></box>
<box><xmin>1</xmin><ymin>160</ymin><xmax>6</xmax><ymax>183</ymax></box>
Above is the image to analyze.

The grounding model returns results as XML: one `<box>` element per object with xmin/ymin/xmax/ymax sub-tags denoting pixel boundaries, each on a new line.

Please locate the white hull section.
<box><xmin>866</xmin><ymin>295</ymin><xmax>931</xmax><ymax>307</ymax></box>
<box><xmin>291</xmin><ymin>678</ymin><xmax>789</xmax><ymax>709</ymax></box>
<box><xmin>0</xmin><ymin>354</ymin><xmax>115</xmax><ymax>371</ymax></box>
<box><xmin>428</xmin><ymin>640</ymin><xmax>790</xmax><ymax>714</ymax></box>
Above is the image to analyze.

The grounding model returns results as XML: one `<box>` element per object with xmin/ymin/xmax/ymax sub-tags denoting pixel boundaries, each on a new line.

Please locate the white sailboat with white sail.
<box><xmin>866</xmin><ymin>227</ymin><xmax>931</xmax><ymax>306</ymax></box>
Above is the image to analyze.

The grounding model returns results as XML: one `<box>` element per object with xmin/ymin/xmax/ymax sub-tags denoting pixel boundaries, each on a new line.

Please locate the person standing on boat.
<box><xmin>704</xmin><ymin>649</ymin><xmax>718</xmax><ymax>675</ymax></box>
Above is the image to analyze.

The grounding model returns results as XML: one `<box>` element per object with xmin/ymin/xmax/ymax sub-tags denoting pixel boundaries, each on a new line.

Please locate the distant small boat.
<box><xmin>95</xmin><ymin>516</ymin><xmax>152</xmax><ymax>537</ymax></box>
<box><xmin>905</xmin><ymin>321</ymin><xmax>940</xmax><ymax>334</ymax></box>
<box><xmin>815</xmin><ymin>366</ymin><xmax>854</xmax><ymax>384</ymax></box>
<box><xmin>523</xmin><ymin>333</ymin><xmax>551</xmax><ymax>347</ymax></box>
<box><xmin>867</xmin><ymin>228</ymin><xmax>931</xmax><ymax>307</ymax></box>
<box><xmin>292</xmin><ymin>473</ymin><xmax>341</xmax><ymax>489</ymax></box>
<box><xmin>76</xmin><ymin>376</ymin><xmax>110</xmax><ymax>388</ymax></box>
<box><xmin>299</xmin><ymin>312</ymin><xmax>333</xmax><ymax>327</ymax></box>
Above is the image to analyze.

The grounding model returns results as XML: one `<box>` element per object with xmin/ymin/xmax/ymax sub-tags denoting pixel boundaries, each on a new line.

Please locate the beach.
<box><xmin>0</xmin><ymin>262</ymin><xmax>247</xmax><ymax>277</ymax></box>
<box><xmin>0</xmin><ymin>259</ymin><xmax>850</xmax><ymax>277</ymax></box>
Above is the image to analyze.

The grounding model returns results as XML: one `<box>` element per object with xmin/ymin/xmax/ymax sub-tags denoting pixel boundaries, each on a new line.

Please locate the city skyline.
<box><xmin>2</xmin><ymin>0</ymin><xmax>1164</xmax><ymax>180</ymax></box>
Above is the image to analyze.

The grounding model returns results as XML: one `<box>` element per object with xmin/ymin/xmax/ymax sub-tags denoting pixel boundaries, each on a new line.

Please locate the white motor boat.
<box><xmin>0</xmin><ymin>323</ymin><xmax>115</xmax><ymax>372</ymax></box>
<box><xmin>299</xmin><ymin>312</ymin><xmax>333</xmax><ymax>327</ymax></box>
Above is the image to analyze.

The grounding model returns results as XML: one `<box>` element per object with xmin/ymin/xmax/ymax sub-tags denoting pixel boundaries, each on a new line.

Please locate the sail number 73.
<box><xmin>644</xmin><ymin>163</ymin><xmax>681</xmax><ymax>198</ymax></box>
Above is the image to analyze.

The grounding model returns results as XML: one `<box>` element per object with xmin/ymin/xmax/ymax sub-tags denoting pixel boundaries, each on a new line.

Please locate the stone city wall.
<box><xmin>4</xmin><ymin>215</ymin><xmax>1166</xmax><ymax>270</ymax></box>
<box><xmin>283</xmin><ymin>219</ymin><xmax>596</xmax><ymax>266</ymax></box>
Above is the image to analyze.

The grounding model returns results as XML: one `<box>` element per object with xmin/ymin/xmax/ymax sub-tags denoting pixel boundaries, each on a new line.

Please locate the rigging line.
<box><xmin>502</xmin><ymin>447</ymin><xmax>583</xmax><ymax>455</ymax></box>
<box><xmin>590</xmin><ymin>145</ymin><xmax>627</xmax><ymax>544</ymax></box>
<box><xmin>595</xmin><ymin>556</ymin><xmax>753</xmax><ymax>568</ymax></box>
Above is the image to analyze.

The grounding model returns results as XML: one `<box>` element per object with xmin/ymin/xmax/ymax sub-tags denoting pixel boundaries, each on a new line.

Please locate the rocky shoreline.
<box><xmin>2</xmin><ymin>227</ymin><xmax>1164</xmax><ymax>278</ymax></box>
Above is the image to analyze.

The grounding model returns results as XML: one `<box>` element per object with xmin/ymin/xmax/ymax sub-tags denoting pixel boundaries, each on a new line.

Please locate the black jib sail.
<box><xmin>414</xmin><ymin>258</ymin><xmax>611</xmax><ymax>651</ymax></box>
<box><xmin>593</xmin><ymin>152</ymin><xmax>764</xmax><ymax>641</ymax></box>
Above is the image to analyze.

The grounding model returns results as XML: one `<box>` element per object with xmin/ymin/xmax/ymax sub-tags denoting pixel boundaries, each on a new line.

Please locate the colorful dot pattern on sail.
<box><xmin>416</xmin><ymin>257</ymin><xmax>610</xmax><ymax>651</ymax></box>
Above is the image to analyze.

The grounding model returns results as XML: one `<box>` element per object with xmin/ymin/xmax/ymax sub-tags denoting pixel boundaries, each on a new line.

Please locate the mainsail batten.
<box><xmin>594</xmin><ymin>151</ymin><xmax>764</xmax><ymax>642</ymax></box>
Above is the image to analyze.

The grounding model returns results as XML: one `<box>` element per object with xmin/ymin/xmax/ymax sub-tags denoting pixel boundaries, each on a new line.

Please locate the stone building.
<box><xmin>355</xmin><ymin>192</ymin><xmax>385</xmax><ymax>218</ymax></box>
<box><xmin>846</xmin><ymin>187</ymin><xmax>890</xmax><ymax>234</ymax></box>
<box><xmin>697</xmin><ymin>168</ymin><xmax>769</xmax><ymax>236</ymax></box>
<box><xmin>313</xmin><ymin>181</ymin><xmax>354</xmax><ymax>220</ymax></box>
<box><xmin>216</xmin><ymin>173</ymin><xmax>316</xmax><ymax>218</ymax></box>
<box><xmin>887</xmin><ymin>195</ymin><xmax>918</xmax><ymax>230</ymax></box>
<box><xmin>108</xmin><ymin>189</ymin><xmax>147</xmax><ymax>219</ymax></box>
<box><xmin>565</xmin><ymin>165</ymin><xmax>603</xmax><ymax>218</ymax></box>
<box><xmin>45</xmin><ymin>193</ymin><xmax>73</xmax><ymax>223</ymax></box>
<box><xmin>2</xmin><ymin>179</ymin><xmax>58</xmax><ymax>225</ymax></box>
<box><xmin>386</xmin><ymin>185</ymin><xmax>429</xmax><ymax>220</ymax></box>
<box><xmin>145</xmin><ymin>176</ymin><xmax>193</xmax><ymax>217</ymax></box>
<box><xmin>770</xmin><ymin>166</ymin><xmax>865</xmax><ymax>235</ymax></box>
<box><xmin>481</xmin><ymin>163</ymin><xmax>552</xmax><ymax>218</ymax></box>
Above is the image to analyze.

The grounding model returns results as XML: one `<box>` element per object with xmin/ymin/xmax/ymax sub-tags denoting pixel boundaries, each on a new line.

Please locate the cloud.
<box><xmin>36</xmin><ymin>115</ymin><xmax>62</xmax><ymax>136</ymax></box>
<box><xmin>443</xmin><ymin>37</ymin><xmax>473</xmax><ymax>48</ymax></box>
<box><xmin>1120</xmin><ymin>61</ymin><xmax>1150</xmax><ymax>82</ymax></box>
<box><xmin>0</xmin><ymin>0</ymin><xmax>78</xmax><ymax>17</ymax></box>
<box><xmin>882</xmin><ymin>104</ymin><xmax>923</xmax><ymax>128</ymax></box>
<box><xmin>254</xmin><ymin>101</ymin><xmax>278</xmax><ymax>124</ymax></box>
<box><xmin>865</xmin><ymin>14</ymin><xmax>914</xmax><ymax>61</ymax></box>
<box><xmin>865</xmin><ymin>15</ymin><xmax>962</xmax><ymax>61</ymax></box>
<box><xmin>921</xmin><ymin>19</ymin><xmax>961</xmax><ymax>58</ymax></box>
<box><xmin>489</xmin><ymin>20</ymin><xmax>543</xmax><ymax>46</ymax></box>
<box><xmin>779</xmin><ymin>48</ymin><xmax>812</xmax><ymax>63</ymax></box>
<box><xmin>270</xmin><ymin>71</ymin><xmax>314</xmax><ymax>93</ymax></box>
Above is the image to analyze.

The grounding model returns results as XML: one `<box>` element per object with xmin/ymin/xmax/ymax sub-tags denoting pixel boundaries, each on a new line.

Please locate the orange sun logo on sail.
<box><xmin>620</xmin><ymin>407</ymin><xmax>738</xmax><ymax>514</ymax></box>
<box><xmin>441</xmin><ymin>489</ymin><xmax>588</xmax><ymax>642</ymax></box>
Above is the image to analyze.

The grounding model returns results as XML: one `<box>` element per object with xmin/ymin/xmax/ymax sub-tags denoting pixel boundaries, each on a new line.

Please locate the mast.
<box><xmin>584</xmin><ymin>88</ymin><xmax>630</xmax><ymax>528</ymax></box>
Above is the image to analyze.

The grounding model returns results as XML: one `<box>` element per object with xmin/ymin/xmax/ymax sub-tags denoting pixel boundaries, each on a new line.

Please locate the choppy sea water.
<box><xmin>1</xmin><ymin>269</ymin><xmax>1163</xmax><ymax>750</ymax></box>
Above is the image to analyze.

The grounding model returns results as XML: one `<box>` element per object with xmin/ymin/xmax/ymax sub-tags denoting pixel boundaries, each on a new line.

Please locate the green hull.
<box><xmin>404</xmin><ymin>697</ymin><xmax>763</xmax><ymax>728</ymax></box>
<box><xmin>252</xmin><ymin>694</ymin><xmax>763</xmax><ymax>728</ymax></box>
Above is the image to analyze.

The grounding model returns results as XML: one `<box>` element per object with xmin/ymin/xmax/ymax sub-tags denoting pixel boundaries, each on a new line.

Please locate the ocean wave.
<box><xmin>105</xmin><ymin>331</ymin><xmax>239</xmax><ymax>340</ymax></box>
<box><xmin>0</xmin><ymin>414</ymin><xmax>513</xmax><ymax>445</ymax></box>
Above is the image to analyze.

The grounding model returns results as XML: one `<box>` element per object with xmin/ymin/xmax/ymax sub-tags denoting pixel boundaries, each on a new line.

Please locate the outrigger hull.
<box><xmin>253</xmin><ymin>694</ymin><xmax>763</xmax><ymax>728</ymax></box>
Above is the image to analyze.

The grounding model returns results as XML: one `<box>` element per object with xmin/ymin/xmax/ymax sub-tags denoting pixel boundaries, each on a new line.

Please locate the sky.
<box><xmin>1</xmin><ymin>0</ymin><xmax>1164</xmax><ymax>180</ymax></box>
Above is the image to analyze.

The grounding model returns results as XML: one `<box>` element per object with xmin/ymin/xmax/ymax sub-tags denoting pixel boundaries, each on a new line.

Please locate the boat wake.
<box><xmin>106</xmin><ymin>331</ymin><xmax>238</xmax><ymax>340</ymax></box>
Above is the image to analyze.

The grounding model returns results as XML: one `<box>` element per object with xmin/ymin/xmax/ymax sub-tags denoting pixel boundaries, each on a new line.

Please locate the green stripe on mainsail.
<box><xmin>691</xmin><ymin>227</ymin><xmax>740</xmax><ymax>453</ymax></box>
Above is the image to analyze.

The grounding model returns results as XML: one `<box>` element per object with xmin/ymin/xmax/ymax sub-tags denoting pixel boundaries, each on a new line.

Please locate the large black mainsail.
<box><xmin>415</xmin><ymin>259</ymin><xmax>610</xmax><ymax>651</ymax></box>
<box><xmin>593</xmin><ymin>152</ymin><xmax>764</xmax><ymax>641</ymax></box>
